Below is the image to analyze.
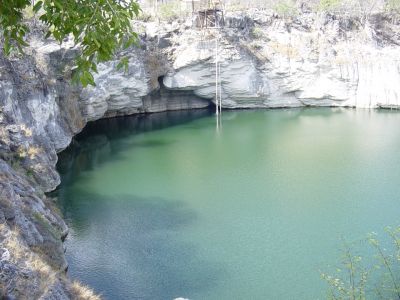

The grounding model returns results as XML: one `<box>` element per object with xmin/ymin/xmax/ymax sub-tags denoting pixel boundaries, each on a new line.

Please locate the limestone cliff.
<box><xmin>162</xmin><ymin>11</ymin><xmax>400</xmax><ymax>109</ymax></box>
<box><xmin>84</xmin><ymin>10</ymin><xmax>400</xmax><ymax>112</ymax></box>
<box><xmin>0</xmin><ymin>9</ymin><xmax>399</xmax><ymax>299</ymax></box>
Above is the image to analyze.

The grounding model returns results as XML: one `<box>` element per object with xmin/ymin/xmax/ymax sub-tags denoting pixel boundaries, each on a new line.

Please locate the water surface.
<box><xmin>57</xmin><ymin>108</ymin><xmax>400</xmax><ymax>300</ymax></box>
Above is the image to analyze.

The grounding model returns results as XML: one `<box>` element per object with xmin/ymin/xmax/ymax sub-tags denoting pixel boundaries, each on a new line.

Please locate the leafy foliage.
<box><xmin>386</xmin><ymin>0</ymin><xmax>400</xmax><ymax>12</ymax></box>
<box><xmin>318</xmin><ymin>0</ymin><xmax>342</xmax><ymax>12</ymax></box>
<box><xmin>323</xmin><ymin>226</ymin><xmax>400</xmax><ymax>300</ymax></box>
<box><xmin>0</xmin><ymin>0</ymin><xmax>141</xmax><ymax>86</ymax></box>
<box><xmin>274</xmin><ymin>1</ymin><xmax>298</xmax><ymax>18</ymax></box>
<box><xmin>158</xmin><ymin>0</ymin><xmax>180</xmax><ymax>21</ymax></box>
<box><xmin>321</xmin><ymin>239</ymin><xmax>368</xmax><ymax>299</ymax></box>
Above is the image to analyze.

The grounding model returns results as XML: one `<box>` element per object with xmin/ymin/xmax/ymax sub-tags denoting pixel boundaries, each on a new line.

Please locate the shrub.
<box><xmin>135</xmin><ymin>11</ymin><xmax>155</xmax><ymax>22</ymax></box>
<box><xmin>158</xmin><ymin>1</ymin><xmax>181</xmax><ymax>21</ymax></box>
<box><xmin>274</xmin><ymin>1</ymin><xmax>299</xmax><ymax>18</ymax></box>
<box><xmin>68</xmin><ymin>281</ymin><xmax>101</xmax><ymax>300</ymax></box>
<box><xmin>322</xmin><ymin>226</ymin><xmax>400</xmax><ymax>299</ymax></box>
<box><xmin>386</xmin><ymin>0</ymin><xmax>400</xmax><ymax>12</ymax></box>
<box><xmin>318</xmin><ymin>0</ymin><xmax>342</xmax><ymax>12</ymax></box>
<box><xmin>252</xmin><ymin>26</ymin><xmax>264</xmax><ymax>39</ymax></box>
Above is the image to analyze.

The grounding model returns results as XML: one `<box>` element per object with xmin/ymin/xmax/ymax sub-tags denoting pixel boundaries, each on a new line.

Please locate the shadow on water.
<box><xmin>77</xmin><ymin>108</ymin><xmax>214</xmax><ymax>140</ymax></box>
<box><xmin>56</xmin><ymin>109</ymin><xmax>213</xmax><ymax>187</ymax></box>
<box><xmin>61</xmin><ymin>191</ymin><xmax>226</xmax><ymax>300</ymax></box>
<box><xmin>53</xmin><ymin>107</ymin><xmax>400</xmax><ymax>300</ymax></box>
<box><xmin>56</xmin><ymin>107</ymin><xmax>347</xmax><ymax>186</ymax></box>
<box><xmin>55</xmin><ymin>108</ymin><xmax>225</xmax><ymax>299</ymax></box>
<box><xmin>130</xmin><ymin>139</ymin><xmax>176</xmax><ymax>148</ymax></box>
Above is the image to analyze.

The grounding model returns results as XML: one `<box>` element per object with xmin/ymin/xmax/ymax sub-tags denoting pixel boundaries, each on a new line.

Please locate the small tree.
<box><xmin>323</xmin><ymin>226</ymin><xmax>400</xmax><ymax>300</ymax></box>
<box><xmin>356</xmin><ymin>0</ymin><xmax>381</xmax><ymax>23</ymax></box>
<box><xmin>386</xmin><ymin>0</ymin><xmax>400</xmax><ymax>12</ymax></box>
<box><xmin>318</xmin><ymin>0</ymin><xmax>343</xmax><ymax>12</ymax></box>
<box><xmin>0</xmin><ymin>0</ymin><xmax>141</xmax><ymax>86</ymax></box>
<box><xmin>274</xmin><ymin>0</ymin><xmax>299</xmax><ymax>18</ymax></box>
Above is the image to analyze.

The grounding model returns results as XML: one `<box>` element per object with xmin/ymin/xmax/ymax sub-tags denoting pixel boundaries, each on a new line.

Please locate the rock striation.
<box><xmin>0</xmin><ymin>9</ymin><xmax>400</xmax><ymax>299</ymax></box>
<box><xmin>161</xmin><ymin>11</ymin><xmax>400</xmax><ymax>109</ymax></box>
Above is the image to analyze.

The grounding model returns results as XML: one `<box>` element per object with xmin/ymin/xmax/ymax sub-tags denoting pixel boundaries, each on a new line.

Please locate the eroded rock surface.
<box><xmin>161</xmin><ymin>11</ymin><xmax>400</xmax><ymax>109</ymax></box>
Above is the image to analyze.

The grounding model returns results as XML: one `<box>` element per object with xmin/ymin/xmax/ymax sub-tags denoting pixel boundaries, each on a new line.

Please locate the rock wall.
<box><xmin>0</xmin><ymin>10</ymin><xmax>399</xmax><ymax>299</ymax></box>
<box><xmin>161</xmin><ymin>11</ymin><xmax>400</xmax><ymax>109</ymax></box>
<box><xmin>80</xmin><ymin>43</ymin><xmax>211</xmax><ymax>121</ymax></box>
<box><xmin>0</xmin><ymin>40</ymin><xmax>98</xmax><ymax>298</ymax></box>
<box><xmin>82</xmin><ymin>11</ymin><xmax>400</xmax><ymax>113</ymax></box>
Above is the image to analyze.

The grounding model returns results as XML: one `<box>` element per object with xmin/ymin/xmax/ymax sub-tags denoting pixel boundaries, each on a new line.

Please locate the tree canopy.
<box><xmin>0</xmin><ymin>0</ymin><xmax>141</xmax><ymax>86</ymax></box>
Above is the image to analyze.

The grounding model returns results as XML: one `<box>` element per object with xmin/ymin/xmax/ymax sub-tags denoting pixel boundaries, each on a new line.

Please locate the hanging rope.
<box><xmin>215</xmin><ymin>34</ymin><xmax>220</xmax><ymax>115</ymax></box>
<box><xmin>218</xmin><ymin>43</ymin><xmax>222</xmax><ymax>115</ymax></box>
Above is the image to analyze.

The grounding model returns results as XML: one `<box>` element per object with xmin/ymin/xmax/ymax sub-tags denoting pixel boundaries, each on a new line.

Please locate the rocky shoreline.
<box><xmin>1</xmin><ymin>9</ymin><xmax>399</xmax><ymax>299</ymax></box>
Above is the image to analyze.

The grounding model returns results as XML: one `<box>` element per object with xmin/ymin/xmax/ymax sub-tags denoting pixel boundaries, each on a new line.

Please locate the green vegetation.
<box><xmin>274</xmin><ymin>1</ymin><xmax>298</xmax><ymax>18</ymax></box>
<box><xmin>0</xmin><ymin>0</ymin><xmax>140</xmax><ymax>86</ymax></box>
<box><xmin>386</xmin><ymin>0</ymin><xmax>400</xmax><ymax>12</ymax></box>
<box><xmin>252</xmin><ymin>26</ymin><xmax>264</xmax><ymax>39</ymax></box>
<box><xmin>323</xmin><ymin>226</ymin><xmax>400</xmax><ymax>299</ymax></box>
<box><xmin>158</xmin><ymin>0</ymin><xmax>180</xmax><ymax>21</ymax></box>
<box><xmin>318</xmin><ymin>0</ymin><xmax>342</xmax><ymax>12</ymax></box>
<box><xmin>33</xmin><ymin>212</ymin><xmax>61</xmax><ymax>240</ymax></box>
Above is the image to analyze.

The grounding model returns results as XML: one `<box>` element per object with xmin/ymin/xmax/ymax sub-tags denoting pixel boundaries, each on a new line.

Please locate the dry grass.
<box><xmin>1</xmin><ymin>225</ymin><xmax>66</xmax><ymax>298</ymax></box>
<box><xmin>28</xmin><ymin>253</ymin><xmax>52</xmax><ymax>276</ymax></box>
<box><xmin>20</xmin><ymin>124</ymin><xmax>33</xmax><ymax>137</ymax></box>
<box><xmin>29</xmin><ymin>255</ymin><xmax>57</xmax><ymax>293</ymax></box>
<box><xmin>3</xmin><ymin>230</ymin><xmax>26</xmax><ymax>263</ymax></box>
<box><xmin>333</xmin><ymin>55</ymin><xmax>351</xmax><ymax>65</ymax></box>
<box><xmin>27</xmin><ymin>146</ymin><xmax>41</xmax><ymax>159</ymax></box>
<box><xmin>17</xmin><ymin>145</ymin><xmax>41</xmax><ymax>159</ymax></box>
<box><xmin>69</xmin><ymin>281</ymin><xmax>102</xmax><ymax>300</ymax></box>
<box><xmin>269</xmin><ymin>41</ymin><xmax>300</xmax><ymax>59</ymax></box>
<box><xmin>31</xmin><ymin>162</ymin><xmax>46</xmax><ymax>173</ymax></box>
<box><xmin>0</xmin><ymin>127</ymin><xmax>9</xmax><ymax>144</ymax></box>
<box><xmin>0</xmin><ymin>213</ymin><xmax>100</xmax><ymax>299</ymax></box>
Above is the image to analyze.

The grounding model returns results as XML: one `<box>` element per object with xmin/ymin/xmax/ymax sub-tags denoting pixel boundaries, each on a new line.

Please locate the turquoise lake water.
<box><xmin>56</xmin><ymin>108</ymin><xmax>400</xmax><ymax>300</ymax></box>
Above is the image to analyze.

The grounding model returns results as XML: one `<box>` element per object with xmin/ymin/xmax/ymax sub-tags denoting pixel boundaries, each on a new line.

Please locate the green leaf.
<box><xmin>116</xmin><ymin>57</ymin><xmax>129</xmax><ymax>73</ymax></box>
<box><xmin>1</xmin><ymin>0</ymin><xmax>141</xmax><ymax>85</ymax></box>
<box><xmin>54</xmin><ymin>0</ymin><xmax>63</xmax><ymax>10</ymax></box>
<box><xmin>33</xmin><ymin>1</ymin><xmax>43</xmax><ymax>13</ymax></box>
<box><xmin>4</xmin><ymin>37</ymin><xmax>11</xmax><ymax>56</ymax></box>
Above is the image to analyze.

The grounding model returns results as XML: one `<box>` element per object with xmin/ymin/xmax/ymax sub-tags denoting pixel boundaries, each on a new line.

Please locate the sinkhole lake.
<box><xmin>56</xmin><ymin>108</ymin><xmax>400</xmax><ymax>300</ymax></box>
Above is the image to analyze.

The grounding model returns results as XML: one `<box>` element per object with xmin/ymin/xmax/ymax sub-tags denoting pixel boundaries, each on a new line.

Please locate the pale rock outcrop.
<box><xmin>80</xmin><ymin>43</ymin><xmax>211</xmax><ymax>120</ymax></box>
<box><xmin>162</xmin><ymin>11</ymin><xmax>400</xmax><ymax>109</ymax></box>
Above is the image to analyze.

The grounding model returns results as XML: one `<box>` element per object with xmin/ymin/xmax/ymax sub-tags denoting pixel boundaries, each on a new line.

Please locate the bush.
<box><xmin>158</xmin><ymin>1</ymin><xmax>181</xmax><ymax>21</ymax></box>
<box><xmin>135</xmin><ymin>11</ymin><xmax>155</xmax><ymax>22</ymax></box>
<box><xmin>322</xmin><ymin>226</ymin><xmax>400</xmax><ymax>299</ymax></box>
<box><xmin>252</xmin><ymin>26</ymin><xmax>264</xmax><ymax>39</ymax></box>
<box><xmin>274</xmin><ymin>1</ymin><xmax>298</xmax><ymax>18</ymax></box>
<box><xmin>386</xmin><ymin>0</ymin><xmax>400</xmax><ymax>12</ymax></box>
<box><xmin>318</xmin><ymin>0</ymin><xmax>342</xmax><ymax>12</ymax></box>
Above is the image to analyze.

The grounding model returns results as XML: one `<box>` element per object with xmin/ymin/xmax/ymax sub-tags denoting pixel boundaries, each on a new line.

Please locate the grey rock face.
<box><xmin>0</xmin><ymin>38</ymin><xmax>85</xmax><ymax>299</ymax></box>
<box><xmin>0</xmin><ymin>43</ymin><xmax>84</xmax><ymax>192</ymax></box>
<box><xmin>0</xmin><ymin>159</ymin><xmax>70</xmax><ymax>299</ymax></box>
<box><xmin>80</xmin><ymin>44</ymin><xmax>211</xmax><ymax>120</ymax></box>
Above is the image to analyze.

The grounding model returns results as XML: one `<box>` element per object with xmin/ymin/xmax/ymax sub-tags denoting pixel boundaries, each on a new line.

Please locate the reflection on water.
<box><xmin>57</xmin><ymin>109</ymin><xmax>214</xmax><ymax>187</ymax></box>
<box><xmin>57</xmin><ymin>108</ymin><xmax>400</xmax><ymax>300</ymax></box>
